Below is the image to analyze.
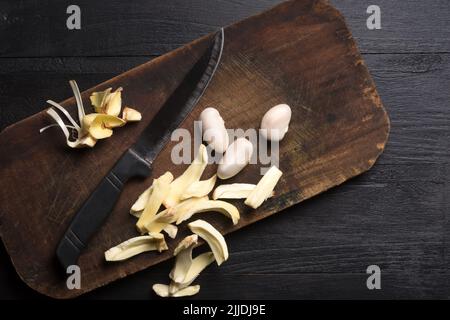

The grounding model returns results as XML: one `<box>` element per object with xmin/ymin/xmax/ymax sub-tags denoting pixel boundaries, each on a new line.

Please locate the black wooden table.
<box><xmin>1</xmin><ymin>0</ymin><xmax>449</xmax><ymax>299</ymax></box>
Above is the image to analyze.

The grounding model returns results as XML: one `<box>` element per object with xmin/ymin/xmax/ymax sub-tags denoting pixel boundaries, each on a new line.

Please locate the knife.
<box><xmin>56</xmin><ymin>28</ymin><xmax>225</xmax><ymax>270</ymax></box>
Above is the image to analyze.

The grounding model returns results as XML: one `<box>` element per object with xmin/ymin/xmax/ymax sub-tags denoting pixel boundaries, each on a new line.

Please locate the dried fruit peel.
<box><xmin>42</xmin><ymin>81</ymin><xmax>140</xmax><ymax>149</ymax></box>
<box><xmin>44</xmin><ymin>108</ymin><xmax>97</xmax><ymax>148</ymax></box>
<box><xmin>122</xmin><ymin>107</ymin><xmax>142</xmax><ymax>122</ymax></box>
<box><xmin>76</xmin><ymin>134</ymin><xmax>97</xmax><ymax>148</ymax></box>
<box><xmin>82</xmin><ymin>113</ymin><xmax>125</xmax><ymax>139</ymax></box>
<box><xmin>90</xmin><ymin>87</ymin><xmax>122</xmax><ymax>116</ymax></box>
<box><xmin>90</xmin><ymin>87</ymin><xmax>112</xmax><ymax>113</ymax></box>
<box><xmin>245</xmin><ymin>166</ymin><xmax>282</xmax><ymax>209</ymax></box>
<box><xmin>46</xmin><ymin>100</ymin><xmax>81</xmax><ymax>130</ymax></box>
<box><xmin>104</xmin><ymin>88</ymin><xmax>122</xmax><ymax>116</ymax></box>
<box><xmin>69</xmin><ymin>80</ymin><xmax>86</xmax><ymax>122</ymax></box>
<box><xmin>42</xmin><ymin>80</ymin><xmax>96</xmax><ymax>149</ymax></box>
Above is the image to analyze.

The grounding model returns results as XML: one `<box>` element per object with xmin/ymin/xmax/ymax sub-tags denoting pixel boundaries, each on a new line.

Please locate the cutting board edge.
<box><xmin>0</xmin><ymin>142</ymin><xmax>389</xmax><ymax>300</ymax></box>
<box><xmin>0</xmin><ymin>0</ymin><xmax>308</xmax><ymax>138</ymax></box>
<box><xmin>0</xmin><ymin>0</ymin><xmax>391</xmax><ymax>299</ymax></box>
<box><xmin>0</xmin><ymin>36</ymin><xmax>210</xmax><ymax>139</ymax></box>
<box><xmin>7</xmin><ymin>117</ymin><xmax>390</xmax><ymax>300</ymax></box>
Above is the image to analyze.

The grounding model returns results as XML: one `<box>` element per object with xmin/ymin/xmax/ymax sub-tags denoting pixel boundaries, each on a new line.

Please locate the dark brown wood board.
<box><xmin>0</xmin><ymin>0</ymin><xmax>389</xmax><ymax>298</ymax></box>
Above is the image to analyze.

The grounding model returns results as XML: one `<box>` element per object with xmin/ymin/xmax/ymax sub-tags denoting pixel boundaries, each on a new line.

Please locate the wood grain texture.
<box><xmin>0</xmin><ymin>57</ymin><xmax>152</xmax><ymax>130</ymax></box>
<box><xmin>1</xmin><ymin>0</ymin><xmax>449</xmax><ymax>300</ymax></box>
<box><xmin>365</xmin><ymin>55</ymin><xmax>450</xmax><ymax>167</ymax></box>
<box><xmin>87</xmin><ymin>51</ymin><xmax>450</xmax><ymax>299</ymax></box>
<box><xmin>3</xmin><ymin>54</ymin><xmax>449</xmax><ymax>163</ymax></box>
<box><xmin>0</xmin><ymin>0</ymin><xmax>449</xmax><ymax>57</ymax></box>
<box><xmin>0</xmin><ymin>0</ymin><xmax>282</xmax><ymax>57</ymax></box>
<box><xmin>332</xmin><ymin>0</ymin><xmax>450</xmax><ymax>54</ymax></box>
<box><xmin>0</xmin><ymin>0</ymin><xmax>389</xmax><ymax>298</ymax></box>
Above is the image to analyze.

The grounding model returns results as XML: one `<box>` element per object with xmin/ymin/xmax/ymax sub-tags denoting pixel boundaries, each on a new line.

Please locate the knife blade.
<box><xmin>56</xmin><ymin>28</ymin><xmax>224</xmax><ymax>270</ymax></box>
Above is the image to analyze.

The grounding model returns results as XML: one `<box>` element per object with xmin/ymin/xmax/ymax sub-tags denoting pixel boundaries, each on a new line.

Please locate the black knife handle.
<box><xmin>56</xmin><ymin>149</ymin><xmax>151</xmax><ymax>270</ymax></box>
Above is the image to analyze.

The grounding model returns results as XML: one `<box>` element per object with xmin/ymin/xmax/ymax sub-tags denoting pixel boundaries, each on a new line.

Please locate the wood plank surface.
<box><xmin>0</xmin><ymin>0</ymin><xmax>389</xmax><ymax>298</ymax></box>
<box><xmin>0</xmin><ymin>0</ymin><xmax>448</xmax><ymax>57</ymax></box>
<box><xmin>1</xmin><ymin>0</ymin><xmax>449</xmax><ymax>299</ymax></box>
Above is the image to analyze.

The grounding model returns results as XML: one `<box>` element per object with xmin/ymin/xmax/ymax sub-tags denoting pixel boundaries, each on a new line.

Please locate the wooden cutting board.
<box><xmin>0</xmin><ymin>0</ymin><xmax>389</xmax><ymax>298</ymax></box>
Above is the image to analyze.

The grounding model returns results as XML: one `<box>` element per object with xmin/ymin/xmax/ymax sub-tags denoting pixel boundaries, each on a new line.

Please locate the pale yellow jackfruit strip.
<box><xmin>163</xmin><ymin>144</ymin><xmax>208</xmax><ymax>208</ymax></box>
<box><xmin>212</xmin><ymin>183</ymin><xmax>275</xmax><ymax>200</ymax></box>
<box><xmin>169</xmin><ymin>252</ymin><xmax>214</xmax><ymax>295</ymax></box>
<box><xmin>152</xmin><ymin>284</ymin><xmax>200</xmax><ymax>298</ymax></box>
<box><xmin>244</xmin><ymin>166</ymin><xmax>282</xmax><ymax>209</ymax></box>
<box><xmin>142</xmin><ymin>197</ymin><xmax>208</xmax><ymax>236</ymax></box>
<box><xmin>188</xmin><ymin>219</ymin><xmax>228</xmax><ymax>266</ymax></box>
<box><xmin>104</xmin><ymin>233</ymin><xmax>167</xmax><ymax>261</ymax></box>
<box><xmin>162</xmin><ymin>224</ymin><xmax>178</xmax><ymax>239</ymax></box>
<box><xmin>169</xmin><ymin>235</ymin><xmax>214</xmax><ymax>296</ymax></box>
<box><xmin>180</xmin><ymin>174</ymin><xmax>217</xmax><ymax>200</ymax></box>
<box><xmin>213</xmin><ymin>183</ymin><xmax>256</xmax><ymax>200</ymax></box>
<box><xmin>170</xmin><ymin>235</ymin><xmax>198</xmax><ymax>284</ymax></box>
<box><xmin>164</xmin><ymin>196</ymin><xmax>209</xmax><ymax>223</ymax></box>
<box><xmin>130</xmin><ymin>185</ymin><xmax>153</xmax><ymax>217</ymax></box>
<box><xmin>176</xmin><ymin>200</ymin><xmax>240</xmax><ymax>225</ymax></box>
<box><xmin>136</xmin><ymin>172</ymin><xmax>173</xmax><ymax>233</ymax></box>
